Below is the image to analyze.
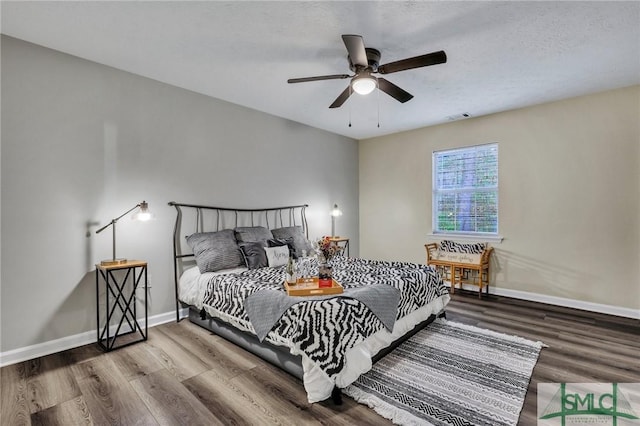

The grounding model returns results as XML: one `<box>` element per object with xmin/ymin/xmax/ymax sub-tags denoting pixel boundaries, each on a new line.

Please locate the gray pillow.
<box><xmin>271</xmin><ymin>226</ymin><xmax>313</xmax><ymax>258</ymax></box>
<box><xmin>234</xmin><ymin>226</ymin><xmax>273</xmax><ymax>246</ymax></box>
<box><xmin>186</xmin><ymin>229</ymin><xmax>244</xmax><ymax>273</ymax></box>
<box><xmin>239</xmin><ymin>242</ymin><xmax>268</xmax><ymax>269</ymax></box>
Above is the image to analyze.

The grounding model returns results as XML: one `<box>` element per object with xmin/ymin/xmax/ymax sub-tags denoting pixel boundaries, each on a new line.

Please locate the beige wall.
<box><xmin>360</xmin><ymin>86</ymin><xmax>640</xmax><ymax>311</ymax></box>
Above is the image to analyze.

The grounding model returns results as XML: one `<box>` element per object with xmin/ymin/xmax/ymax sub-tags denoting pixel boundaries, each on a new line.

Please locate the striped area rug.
<box><xmin>344</xmin><ymin>319</ymin><xmax>544</xmax><ymax>426</ymax></box>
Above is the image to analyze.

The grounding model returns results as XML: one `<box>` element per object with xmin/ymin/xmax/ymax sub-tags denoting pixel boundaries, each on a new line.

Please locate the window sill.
<box><xmin>427</xmin><ymin>233</ymin><xmax>504</xmax><ymax>244</ymax></box>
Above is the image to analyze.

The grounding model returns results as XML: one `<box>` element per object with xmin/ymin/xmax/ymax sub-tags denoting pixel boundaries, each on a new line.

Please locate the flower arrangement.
<box><xmin>315</xmin><ymin>236</ymin><xmax>342</xmax><ymax>263</ymax></box>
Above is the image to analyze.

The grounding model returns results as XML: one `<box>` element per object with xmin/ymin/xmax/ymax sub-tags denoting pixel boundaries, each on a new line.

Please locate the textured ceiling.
<box><xmin>2</xmin><ymin>1</ymin><xmax>639</xmax><ymax>139</ymax></box>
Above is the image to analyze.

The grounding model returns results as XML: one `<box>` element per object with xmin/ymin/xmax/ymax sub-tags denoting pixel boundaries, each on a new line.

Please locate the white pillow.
<box><xmin>264</xmin><ymin>245</ymin><xmax>290</xmax><ymax>267</ymax></box>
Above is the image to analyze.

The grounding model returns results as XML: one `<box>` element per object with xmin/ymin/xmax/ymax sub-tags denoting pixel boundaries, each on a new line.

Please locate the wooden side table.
<box><xmin>95</xmin><ymin>260</ymin><xmax>148</xmax><ymax>351</ymax></box>
<box><xmin>328</xmin><ymin>237</ymin><xmax>350</xmax><ymax>257</ymax></box>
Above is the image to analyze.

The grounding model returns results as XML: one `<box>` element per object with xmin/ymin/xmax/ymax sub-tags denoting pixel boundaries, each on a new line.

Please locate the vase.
<box><xmin>318</xmin><ymin>263</ymin><xmax>333</xmax><ymax>288</ymax></box>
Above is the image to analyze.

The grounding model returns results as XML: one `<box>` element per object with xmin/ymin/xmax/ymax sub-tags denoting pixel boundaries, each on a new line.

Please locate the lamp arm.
<box><xmin>95</xmin><ymin>203</ymin><xmax>142</xmax><ymax>234</ymax></box>
<box><xmin>95</xmin><ymin>220</ymin><xmax>114</xmax><ymax>234</ymax></box>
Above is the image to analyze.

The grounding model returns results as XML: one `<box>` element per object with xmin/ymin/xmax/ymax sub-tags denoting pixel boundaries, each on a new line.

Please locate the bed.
<box><xmin>169</xmin><ymin>201</ymin><xmax>450</xmax><ymax>403</ymax></box>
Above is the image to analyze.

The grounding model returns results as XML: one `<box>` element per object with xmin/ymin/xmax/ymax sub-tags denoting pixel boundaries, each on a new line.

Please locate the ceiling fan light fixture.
<box><xmin>351</xmin><ymin>75</ymin><xmax>377</xmax><ymax>95</ymax></box>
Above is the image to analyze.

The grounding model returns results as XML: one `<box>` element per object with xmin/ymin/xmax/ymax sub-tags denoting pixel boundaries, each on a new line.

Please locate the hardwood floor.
<box><xmin>2</xmin><ymin>292</ymin><xmax>638</xmax><ymax>425</ymax></box>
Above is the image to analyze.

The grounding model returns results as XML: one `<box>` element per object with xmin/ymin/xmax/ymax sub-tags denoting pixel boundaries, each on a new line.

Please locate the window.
<box><xmin>432</xmin><ymin>143</ymin><xmax>498</xmax><ymax>236</ymax></box>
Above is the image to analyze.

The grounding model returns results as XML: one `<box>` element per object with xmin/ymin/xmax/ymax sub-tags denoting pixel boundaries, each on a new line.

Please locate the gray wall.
<box><xmin>360</xmin><ymin>85</ymin><xmax>640</xmax><ymax>312</ymax></box>
<box><xmin>1</xmin><ymin>36</ymin><xmax>359</xmax><ymax>353</ymax></box>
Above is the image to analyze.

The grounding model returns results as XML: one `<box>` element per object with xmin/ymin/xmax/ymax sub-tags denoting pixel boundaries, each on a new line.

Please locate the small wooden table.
<box><xmin>95</xmin><ymin>260</ymin><xmax>148</xmax><ymax>351</ymax></box>
<box><xmin>328</xmin><ymin>237</ymin><xmax>350</xmax><ymax>257</ymax></box>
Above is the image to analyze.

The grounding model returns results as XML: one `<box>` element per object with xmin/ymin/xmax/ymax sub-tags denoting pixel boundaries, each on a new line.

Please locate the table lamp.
<box><xmin>96</xmin><ymin>200</ymin><xmax>152</xmax><ymax>266</ymax></box>
<box><xmin>330</xmin><ymin>204</ymin><xmax>343</xmax><ymax>237</ymax></box>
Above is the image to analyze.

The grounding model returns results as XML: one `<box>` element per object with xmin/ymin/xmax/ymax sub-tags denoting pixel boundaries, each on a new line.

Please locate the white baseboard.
<box><xmin>0</xmin><ymin>308</ymin><xmax>190</xmax><ymax>368</ymax></box>
<box><xmin>2</xmin><ymin>288</ymin><xmax>637</xmax><ymax>368</ymax></box>
<box><xmin>447</xmin><ymin>282</ymin><xmax>640</xmax><ymax>319</ymax></box>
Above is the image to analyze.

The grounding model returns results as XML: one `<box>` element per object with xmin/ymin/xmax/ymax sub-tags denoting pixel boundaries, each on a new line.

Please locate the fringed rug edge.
<box><xmin>343</xmin><ymin>385</ymin><xmax>434</xmax><ymax>426</ymax></box>
<box><xmin>435</xmin><ymin>318</ymin><xmax>548</xmax><ymax>348</ymax></box>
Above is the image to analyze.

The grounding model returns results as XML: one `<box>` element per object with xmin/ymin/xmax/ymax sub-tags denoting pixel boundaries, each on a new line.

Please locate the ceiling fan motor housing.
<box><xmin>349</xmin><ymin>48</ymin><xmax>381</xmax><ymax>72</ymax></box>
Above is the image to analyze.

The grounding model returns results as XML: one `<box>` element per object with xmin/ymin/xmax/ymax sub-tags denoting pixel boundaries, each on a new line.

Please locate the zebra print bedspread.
<box><xmin>200</xmin><ymin>257</ymin><xmax>448</xmax><ymax>400</ymax></box>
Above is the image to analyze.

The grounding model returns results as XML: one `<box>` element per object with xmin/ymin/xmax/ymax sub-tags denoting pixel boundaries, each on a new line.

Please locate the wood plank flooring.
<box><xmin>2</xmin><ymin>292</ymin><xmax>638</xmax><ymax>425</ymax></box>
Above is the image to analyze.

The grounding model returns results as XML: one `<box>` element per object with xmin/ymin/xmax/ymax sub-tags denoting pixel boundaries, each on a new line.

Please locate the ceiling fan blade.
<box><xmin>377</xmin><ymin>78</ymin><xmax>413</xmax><ymax>103</ymax></box>
<box><xmin>342</xmin><ymin>34</ymin><xmax>368</xmax><ymax>68</ymax></box>
<box><xmin>378</xmin><ymin>50</ymin><xmax>447</xmax><ymax>74</ymax></box>
<box><xmin>329</xmin><ymin>86</ymin><xmax>352</xmax><ymax>108</ymax></box>
<box><xmin>288</xmin><ymin>74</ymin><xmax>350</xmax><ymax>84</ymax></box>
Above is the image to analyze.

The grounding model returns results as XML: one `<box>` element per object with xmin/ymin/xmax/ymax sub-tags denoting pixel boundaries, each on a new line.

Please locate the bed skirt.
<box><xmin>187</xmin><ymin>306</ymin><xmax>443</xmax><ymax>391</ymax></box>
<box><xmin>188</xmin><ymin>307</ymin><xmax>305</xmax><ymax>379</ymax></box>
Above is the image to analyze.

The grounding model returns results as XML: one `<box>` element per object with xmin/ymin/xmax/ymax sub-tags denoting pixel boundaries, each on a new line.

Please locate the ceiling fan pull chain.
<box><xmin>377</xmin><ymin>84</ymin><xmax>380</xmax><ymax>128</ymax></box>
<box><xmin>348</xmin><ymin>85</ymin><xmax>352</xmax><ymax>127</ymax></box>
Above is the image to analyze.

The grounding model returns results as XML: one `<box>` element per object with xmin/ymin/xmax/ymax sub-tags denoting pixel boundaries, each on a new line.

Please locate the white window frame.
<box><xmin>431</xmin><ymin>143</ymin><xmax>502</xmax><ymax>243</ymax></box>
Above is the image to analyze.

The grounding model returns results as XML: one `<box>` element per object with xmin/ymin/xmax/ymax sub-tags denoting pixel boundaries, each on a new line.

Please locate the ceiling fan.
<box><xmin>287</xmin><ymin>34</ymin><xmax>447</xmax><ymax>108</ymax></box>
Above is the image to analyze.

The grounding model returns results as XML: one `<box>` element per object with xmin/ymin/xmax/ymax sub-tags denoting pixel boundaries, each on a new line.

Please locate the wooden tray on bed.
<box><xmin>284</xmin><ymin>277</ymin><xmax>343</xmax><ymax>296</ymax></box>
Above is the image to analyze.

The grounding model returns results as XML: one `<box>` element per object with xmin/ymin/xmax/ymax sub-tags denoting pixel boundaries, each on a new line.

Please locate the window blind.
<box><xmin>433</xmin><ymin>143</ymin><xmax>498</xmax><ymax>234</ymax></box>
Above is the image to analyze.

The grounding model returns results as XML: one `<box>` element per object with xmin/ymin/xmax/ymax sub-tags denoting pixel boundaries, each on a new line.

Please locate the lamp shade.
<box><xmin>330</xmin><ymin>204</ymin><xmax>342</xmax><ymax>237</ymax></box>
<box><xmin>330</xmin><ymin>204</ymin><xmax>343</xmax><ymax>217</ymax></box>
<box><xmin>352</xmin><ymin>75</ymin><xmax>377</xmax><ymax>95</ymax></box>
<box><xmin>132</xmin><ymin>200</ymin><xmax>153</xmax><ymax>221</ymax></box>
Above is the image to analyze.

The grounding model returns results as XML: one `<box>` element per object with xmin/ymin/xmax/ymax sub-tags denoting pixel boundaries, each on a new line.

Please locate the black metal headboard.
<box><xmin>168</xmin><ymin>201</ymin><xmax>309</xmax><ymax>321</ymax></box>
